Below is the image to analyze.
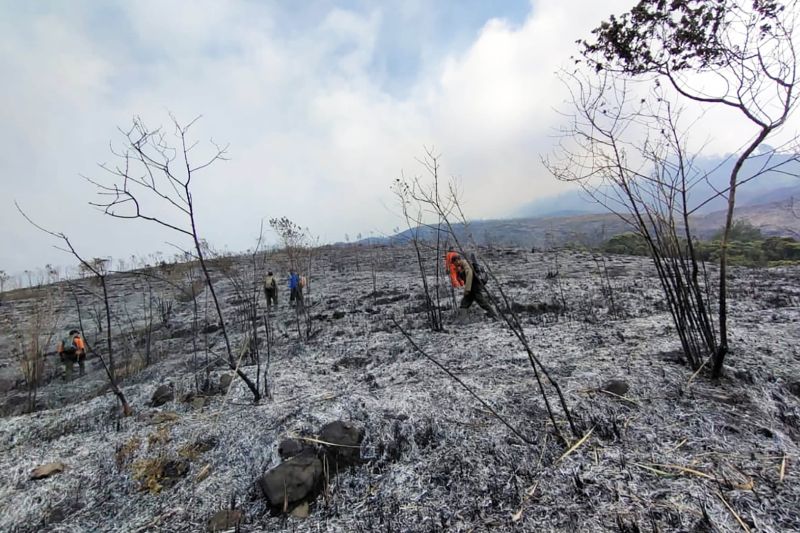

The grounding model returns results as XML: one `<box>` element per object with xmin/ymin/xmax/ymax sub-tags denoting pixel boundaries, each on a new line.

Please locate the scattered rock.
<box><xmin>599</xmin><ymin>379</ymin><xmax>629</xmax><ymax>396</ymax></box>
<box><xmin>787</xmin><ymin>381</ymin><xmax>800</xmax><ymax>399</ymax></box>
<box><xmin>151</xmin><ymin>384</ymin><xmax>174</xmax><ymax>407</ymax></box>
<box><xmin>191</xmin><ymin>397</ymin><xmax>206</xmax><ymax>410</ymax></box>
<box><xmin>278</xmin><ymin>438</ymin><xmax>309</xmax><ymax>460</ymax></box>
<box><xmin>0</xmin><ymin>377</ymin><xmax>16</xmax><ymax>393</ymax></box>
<box><xmin>31</xmin><ymin>462</ymin><xmax>65</xmax><ymax>480</ymax></box>
<box><xmin>219</xmin><ymin>374</ymin><xmax>233</xmax><ymax>392</ymax></box>
<box><xmin>207</xmin><ymin>509</ymin><xmax>242</xmax><ymax>532</ymax></box>
<box><xmin>318</xmin><ymin>420</ymin><xmax>364</xmax><ymax>468</ymax></box>
<box><xmin>290</xmin><ymin>501</ymin><xmax>310</xmax><ymax>518</ymax></box>
<box><xmin>202</xmin><ymin>323</ymin><xmax>221</xmax><ymax>334</ymax></box>
<box><xmin>332</xmin><ymin>310</ymin><xmax>346</xmax><ymax>320</ymax></box>
<box><xmin>258</xmin><ymin>452</ymin><xmax>323</xmax><ymax>510</ymax></box>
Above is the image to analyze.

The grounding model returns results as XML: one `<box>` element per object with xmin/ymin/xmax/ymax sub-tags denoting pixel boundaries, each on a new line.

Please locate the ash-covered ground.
<box><xmin>0</xmin><ymin>245</ymin><xmax>799</xmax><ymax>532</ymax></box>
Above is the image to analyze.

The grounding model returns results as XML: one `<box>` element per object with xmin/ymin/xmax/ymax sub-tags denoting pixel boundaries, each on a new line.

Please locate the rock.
<box><xmin>599</xmin><ymin>379</ymin><xmax>629</xmax><ymax>396</ymax></box>
<box><xmin>151</xmin><ymin>384</ymin><xmax>174</xmax><ymax>407</ymax></box>
<box><xmin>318</xmin><ymin>420</ymin><xmax>364</xmax><ymax>468</ymax></box>
<box><xmin>31</xmin><ymin>462</ymin><xmax>65</xmax><ymax>480</ymax></box>
<box><xmin>207</xmin><ymin>509</ymin><xmax>242</xmax><ymax>532</ymax></box>
<box><xmin>202</xmin><ymin>323</ymin><xmax>221</xmax><ymax>334</ymax></box>
<box><xmin>787</xmin><ymin>381</ymin><xmax>800</xmax><ymax>398</ymax></box>
<box><xmin>278</xmin><ymin>438</ymin><xmax>309</xmax><ymax>460</ymax></box>
<box><xmin>0</xmin><ymin>378</ymin><xmax>15</xmax><ymax>393</ymax></box>
<box><xmin>332</xmin><ymin>310</ymin><xmax>346</xmax><ymax>319</ymax></box>
<box><xmin>258</xmin><ymin>452</ymin><xmax>323</xmax><ymax>510</ymax></box>
<box><xmin>219</xmin><ymin>374</ymin><xmax>233</xmax><ymax>392</ymax></box>
<box><xmin>179</xmin><ymin>391</ymin><xmax>195</xmax><ymax>403</ymax></box>
<box><xmin>191</xmin><ymin>397</ymin><xmax>206</xmax><ymax>410</ymax></box>
<box><xmin>290</xmin><ymin>501</ymin><xmax>310</xmax><ymax>518</ymax></box>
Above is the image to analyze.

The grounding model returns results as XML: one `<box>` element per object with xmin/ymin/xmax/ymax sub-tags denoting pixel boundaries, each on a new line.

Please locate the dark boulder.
<box><xmin>318</xmin><ymin>420</ymin><xmax>364</xmax><ymax>468</ymax></box>
<box><xmin>150</xmin><ymin>384</ymin><xmax>174</xmax><ymax>407</ymax></box>
<box><xmin>599</xmin><ymin>379</ymin><xmax>629</xmax><ymax>396</ymax></box>
<box><xmin>258</xmin><ymin>452</ymin><xmax>323</xmax><ymax>510</ymax></box>
<box><xmin>278</xmin><ymin>438</ymin><xmax>310</xmax><ymax>460</ymax></box>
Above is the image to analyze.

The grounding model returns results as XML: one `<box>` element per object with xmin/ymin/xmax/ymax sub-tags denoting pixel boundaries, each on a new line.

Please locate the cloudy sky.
<box><xmin>1</xmin><ymin>0</ymin><xmax>786</xmax><ymax>277</ymax></box>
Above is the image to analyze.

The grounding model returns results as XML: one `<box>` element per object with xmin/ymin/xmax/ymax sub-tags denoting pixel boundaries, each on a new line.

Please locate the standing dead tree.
<box><xmin>577</xmin><ymin>0</ymin><xmax>799</xmax><ymax>377</ymax></box>
<box><xmin>85</xmin><ymin>114</ymin><xmax>260</xmax><ymax>401</ymax></box>
<box><xmin>545</xmin><ymin>75</ymin><xmax>720</xmax><ymax>370</ymax></box>
<box><xmin>16</xmin><ymin>205</ymin><xmax>132</xmax><ymax>416</ymax></box>
<box><xmin>391</xmin><ymin>155</ymin><xmax>446</xmax><ymax>333</ymax></box>
<box><xmin>393</xmin><ymin>151</ymin><xmax>578</xmax><ymax>441</ymax></box>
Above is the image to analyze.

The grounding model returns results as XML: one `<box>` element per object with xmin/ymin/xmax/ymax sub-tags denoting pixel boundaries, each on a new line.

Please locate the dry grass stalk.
<box><xmin>717</xmin><ymin>490</ymin><xmax>751</xmax><ymax>533</ymax></box>
<box><xmin>293</xmin><ymin>434</ymin><xmax>362</xmax><ymax>448</ymax></box>
<box><xmin>556</xmin><ymin>427</ymin><xmax>594</xmax><ymax>464</ymax></box>
<box><xmin>780</xmin><ymin>454</ymin><xmax>787</xmax><ymax>483</ymax></box>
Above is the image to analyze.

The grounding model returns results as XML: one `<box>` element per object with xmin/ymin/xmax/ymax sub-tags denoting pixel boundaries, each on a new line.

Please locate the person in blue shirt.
<box><xmin>288</xmin><ymin>270</ymin><xmax>303</xmax><ymax>308</ymax></box>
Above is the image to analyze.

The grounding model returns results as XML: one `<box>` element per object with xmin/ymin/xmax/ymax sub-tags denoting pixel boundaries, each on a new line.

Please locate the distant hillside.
<box><xmin>518</xmin><ymin>153</ymin><xmax>800</xmax><ymax>218</ymax></box>
<box><xmin>388</xmin><ymin>198</ymin><xmax>800</xmax><ymax>249</ymax></box>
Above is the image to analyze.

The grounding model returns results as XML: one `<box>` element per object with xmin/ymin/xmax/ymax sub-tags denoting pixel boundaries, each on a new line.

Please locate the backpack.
<box><xmin>62</xmin><ymin>335</ymin><xmax>76</xmax><ymax>353</ymax></box>
<box><xmin>470</xmin><ymin>253</ymin><xmax>489</xmax><ymax>285</ymax></box>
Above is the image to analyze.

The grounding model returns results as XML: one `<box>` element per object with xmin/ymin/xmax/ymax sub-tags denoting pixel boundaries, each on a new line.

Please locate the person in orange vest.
<box><xmin>451</xmin><ymin>254</ymin><xmax>496</xmax><ymax>318</ymax></box>
<box><xmin>445</xmin><ymin>250</ymin><xmax>465</xmax><ymax>289</ymax></box>
<box><xmin>57</xmin><ymin>329</ymin><xmax>86</xmax><ymax>381</ymax></box>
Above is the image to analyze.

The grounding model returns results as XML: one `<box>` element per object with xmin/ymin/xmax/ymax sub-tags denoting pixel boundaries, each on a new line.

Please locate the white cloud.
<box><xmin>4</xmin><ymin>0</ymin><xmax>789</xmax><ymax>278</ymax></box>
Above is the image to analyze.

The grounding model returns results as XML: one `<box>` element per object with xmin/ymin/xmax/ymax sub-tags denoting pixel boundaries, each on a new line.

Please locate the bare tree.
<box><xmin>577</xmin><ymin>0</ymin><xmax>799</xmax><ymax>376</ymax></box>
<box><xmin>393</xmin><ymin>152</ymin><xmax>578</xmax><ymax>441</ymax></box>
<box><xmin>545</xmin><ymin>73</ymin><xmax>720</xmax><ymax>370</ymax></box>
<box><xmin>86</xmin><ymin>115</ymin><xmax>260</xmax><ymax>401</ymax></box>
<box><xmin>16</xmin><ymin>204</ymin><xmax>132</xmax><ymax>416</ymax></box>
<box><xmin>269</xmin><ymin>216</ymin><xmax>307</xmax><ymax>272</ymax></box>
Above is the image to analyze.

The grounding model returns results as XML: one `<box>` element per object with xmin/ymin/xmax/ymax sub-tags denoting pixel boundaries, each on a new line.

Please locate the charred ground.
<box><xmin>0</xmin><ymin>245</ymin><xmax>799</xmax><ymax>532</ymax></box>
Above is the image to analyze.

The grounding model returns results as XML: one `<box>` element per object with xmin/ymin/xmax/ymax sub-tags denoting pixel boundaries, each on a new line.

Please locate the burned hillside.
<box><xmin>0</xmin><ymin>245</ymin><xmax>799</xmax><ymax>532</ymax></box>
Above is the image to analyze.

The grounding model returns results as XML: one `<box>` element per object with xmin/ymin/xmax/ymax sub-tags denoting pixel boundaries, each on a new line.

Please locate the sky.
<box><xmin>1</xmin><ymin>0</ymin><xmax>793</xmax><ymax>278</ymax></box>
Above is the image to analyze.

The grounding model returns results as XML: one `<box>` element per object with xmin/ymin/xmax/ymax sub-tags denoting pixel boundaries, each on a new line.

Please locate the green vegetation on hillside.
<box><xmin>602</xmin><ymin>221</ymin><xmax>800</xmax><ymax>266</ymax></box>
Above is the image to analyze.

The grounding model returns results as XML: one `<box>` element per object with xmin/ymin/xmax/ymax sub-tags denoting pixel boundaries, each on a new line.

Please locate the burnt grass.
<box><xmin>0</xmin><ymin>245</ymin><xmax>799</xmax><ymax>532</ymax></box>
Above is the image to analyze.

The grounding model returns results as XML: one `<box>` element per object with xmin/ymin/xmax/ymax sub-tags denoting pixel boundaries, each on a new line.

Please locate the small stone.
<box><xmin>207</xmin><ymin>509</ymin><xmax>242</xmax><ymax>532</ymax></box>
<box><xmin>787</xmin><ymin>381</ymin><xmax>800</xmax><ymax>399</ymax></box>
<box><xmin>192</xmin><ymin>397</ymin><xmax>206</xmax><ymax>410</ymax></box>
<box><xmin>151</xmin><ymin>384</ymin><xmax>174</xmax><ymax>407</ymax></box>
<box><xmin>219</xmin><ymin>374</ymin><xmax>233</xmax><ymax>392</ymax></box>
<box><xmin>290</xmin><ymin>501</ymin><xmax>310</xmax><ymax>518</ymax></box>
<box><xmin>599</xmin><ymin>379</ymin><xmax>629</xmax><ymax>396</ymax></box>
<box><xmin>31</xmin><ymin>462</ymin><xmax>65</xmax><ymax>480</ymax></box>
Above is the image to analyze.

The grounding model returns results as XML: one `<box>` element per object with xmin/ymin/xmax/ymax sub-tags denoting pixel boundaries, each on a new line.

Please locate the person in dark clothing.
<box><xmin>453</xmin><ymin>255</ymin><xmax>496</xmax><ymax>318</ymax></box>
<box><xmin>263</xmin><ymin>271</ymin><xmax>278</xmax><ymax>308</ymax></box>
<box><xmin>57</xmin><ymin>329</ymin><xmax>86</xmax><ymax>381</ymax></box>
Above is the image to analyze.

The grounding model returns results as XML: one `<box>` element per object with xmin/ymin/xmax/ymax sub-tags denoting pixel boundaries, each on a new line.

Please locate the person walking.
<box><xmin>452</xmin><ymin>254</ymin><xmax>496</xmax><ymax>318</ymax></box>
<box><xmin>263</xmin><ymin>271</ymin><xmax>278</xmax><ymax>308</ymax></box>
<box><xmin>57</xmin><ymin>329</ymin><xmax>86</xmax><ymax>381</ymax></box>
<box><xmin>288</xmin><ymin>270</ymin><xmax>303</xmax><ymax>308</ymax></box>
